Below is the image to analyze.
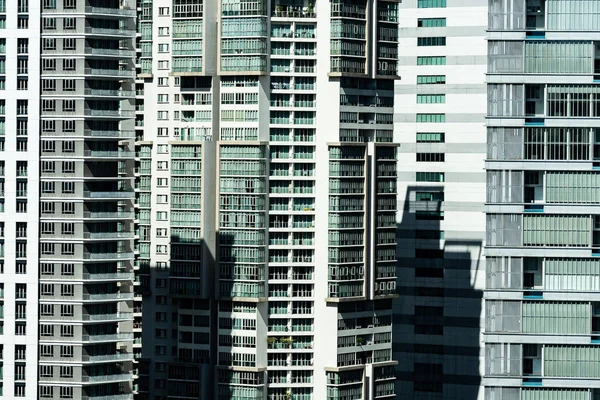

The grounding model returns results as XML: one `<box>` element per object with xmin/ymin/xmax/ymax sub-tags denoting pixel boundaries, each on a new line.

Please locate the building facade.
<box><xmin>132</xmin><ymin>0</ymin><xmax>399</xmax><ymax>399</ymax></box>
<box><xmin>485</xmin><ymin>0</ymin><xmax>600</xmax><ymax>399</ymax></box>
<box><xmin>38</xmin><ymin>0</ymin><xmax>138</xmax><ymax>399</ymax></box>
<box><xmin>394</xmin><ymin>0</ymin><xmax>487</xmax><ymax>398</ymax></box>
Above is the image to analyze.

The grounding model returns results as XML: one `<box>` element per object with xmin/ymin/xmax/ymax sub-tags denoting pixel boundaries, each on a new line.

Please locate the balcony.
<box><xmin>82</xmin><ymin>292</ymin><xmax>135</xmax><ymax>301</ymax></box>
<box><xmin>82</xmin><ymin>272</ymin><xmax>134</xmax><ymax>281</ymax></box>
<box><xmin>82</xmin><ymin>373</ymin><xmax>133</xmax><ymax>383</ymax></box>
<box><xmin>83</xmin><ymin>109</ymin><xmax>135</xmax><ymax>118</ymax></box>
<box><xmin>84</xmin><ymin>27</ymin><xmax>136</xmax><ymax>37</ymax></box>
<box><xmin>81</xmin><ymin>333</ymin><xmax>133</xmax><ymax>342</ymax></box>
<box><xmin>82</xmin><ymin>312</ymin><xmax>133</xmax><ymax>321</ymax></box>
<box><xmin>272</xmin><ymin>6</ymin><xmax>316</xmax><ymax>19</ymax></box>
<box><xmin>84</xmin><ymin>68</ymin><xmax>136</xmax><ymax>78</ymax></box>
<box><xmin>84</xmin><ymin>47</ymin><xmax>135</xmax><ymax>58</ymax></box>
<box><xmin>83</xmin><ymin>211</ymin><xmax>135</xmax><ymax>219</ymax></box>
<box><xmin>84</xmin><ymin>89</ymin><xmax>136</xmax><ymax>98</ymax></box>
<box><xmin>82</xmin><ymin>394</ymin><xmax>132</xmax><ymax>400</ymax></box>
<box><xmin>82</xmin><ymin>352</ymin><xmax>133</xmax><ymax>363</ymax></box>
<box><xmin>83</xmin><ymin>129</ymin><xmax>135</xmax><ymax>138</ymax></box>
<box><xmin>82</xmin><ymin>191</ymin><xmax>135</xmax><ymax>199</ymax></box>
<box><xmin>83</xmin><ymin>150</ymin><xmax>135</xmax><ymax>158</ymax></box>
<box><xmin>82</xmin><ymin>252</ymin><xmax>135</xmax><ymax>260</ymax></box>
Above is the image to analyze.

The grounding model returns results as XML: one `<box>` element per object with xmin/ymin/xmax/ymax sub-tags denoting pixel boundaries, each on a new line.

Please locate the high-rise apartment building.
<box><xmin>485</xmin><ymin>0</ymin><xmax>600</xmax><ymax>398</ymax></box>
<box><xmin>131</xmin><ymin>1</ymin><xmax>399</xmax><ymax>399</ymax></box>
<box><xmin>38</xmin><ymin>0</ymin><xmax>137</xmax><ymax>399</ymax></box>
<box><xmin>394</xmin><ymin>0</ymin><xmax>487</xmax><ymax>398</ymax></box>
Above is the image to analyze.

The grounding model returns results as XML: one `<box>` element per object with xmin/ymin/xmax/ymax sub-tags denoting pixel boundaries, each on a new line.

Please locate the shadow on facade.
<box><xmin>136</xmin><ymin>232</ymin><xmax>218</xmax><ymax>399</ymax></box>
<box><xmin>394</xmin><ymin>186</ymin><xmax>483</xmax><ymax>399</ymax></box>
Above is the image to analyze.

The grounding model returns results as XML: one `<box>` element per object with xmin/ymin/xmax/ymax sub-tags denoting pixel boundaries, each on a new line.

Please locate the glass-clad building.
<box><xmin>486</xmin><ymin>0</ymin><xmax>600</xmax><ymax>398</ymax></box>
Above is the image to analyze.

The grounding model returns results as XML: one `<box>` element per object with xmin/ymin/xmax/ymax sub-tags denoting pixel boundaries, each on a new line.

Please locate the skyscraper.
<box><xmin>131</xmin><ymin>0</ymin><xmax>399</xmax><ymax>399</ymax></box>
<box><xmin>31</xmin><ymin>0</ymin><xmax>137</xmax><ymax>399</ymax></box>
<box><xmin>394</xmin><ymin>0</ymin><xmax>487</xmax><ymax>398</ymax></box>
<box><xmin>485</xmin><ymin>0</ymin><xmax>600</xmax><ymax>398</ymax></box>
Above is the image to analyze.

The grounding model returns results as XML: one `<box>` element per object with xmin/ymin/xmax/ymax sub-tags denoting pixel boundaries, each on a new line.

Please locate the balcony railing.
<box><xmin>83</xmin><ymin>252</ymin><xmax>135</xmax><ymax>260</ymax></box>
<box><xmin>84</xmin><ymin>47</ymin><xmax>135</xmax><ymax>58</ymax></box>
<box><xmin>84</xmin><ymin>27</ymin><xmax>136</xmax><ymax>36</ymax></box>
<box><xmin>83</xmin><ymin>150</ymin><xmax>135</xmax><ymax>158</ymax></box>
<box><xmin>82</xmin><ymin>312</ymin><xmax>133</xmax><ymax>321</ymax></box>
<box><xmin>84</xmin><ymin>68</ymin><xmax>136</xmax><ymax>78</ymax></box>
<box><xmin>82</xmin><ymin>373</ymin><xmax>133</xmax><ymax>383</ymax></box>
<box><xmin>83</xmin><ymin>211</ymin><xmax>135</xmax><ymax>219</ymax></box>
<box><xmin>83</xmin><ymin>191</ymin><xmax>135</xmax><ymax>199</ymax></box>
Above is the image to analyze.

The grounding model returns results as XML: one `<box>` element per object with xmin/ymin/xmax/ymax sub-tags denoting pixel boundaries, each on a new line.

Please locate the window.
<box><xmin>61</xmin><ymin>304</ymin><xmax>74</xmax><ymax>316</ymax></box>
<box><xmin>417</xmin><ymin>37</ymin><xmax>446</xmax><ymax>46</ymax></box>
<box><xmin>417</xmin><ymin>153</ymin><xmax>445</xmax><ymax>162</ymax></box>
<box><xmin>61</xmin><ymin>243</ymin><xmax>74</xmax><ymax>255</ymax></box>
<box><xmin>63</xmin><ymin>120</ymin><xmax>75</xmax><ymax>132</ymax></box>
<box><xmin>40</xmin><ymin>366</ymin><xmax>53</xmax><ymax>378</ymax></box>
<box><xmin>417</xmin><ymin>75</ymin><xmax>446</xmax><ymax>84</ymax></box>
<box><xmin>41</xmin><ymin>182</ymin><xmax>55</xmax><ymax>194</ymax></box>
<box><xmin>158</xmin><ymin>27</ymin><xmax>170</xmax><ymax>36</ymax></box>
<box><xmin>157</xmin><ymin>228</ymin><xmax>168</xmax><ymax>237</ymax></box>
<box><xmin>41</xmin><ymin>202</ymin><xmax>55</xmax><ymax>214</ymax></box>
<box><xmin>40</xmin><ymin>303</ymin><xmax>54</xmax><ymax>315</ymax></box>
<box><xmin>416</xmin><ymin>172</ymin><xmax>445</xmax><ymax>182</ymax></box>
<box><xmin>416</xmin><ymin>113</ymin><xmax>446</xmax><ymax>123</ymax></box>
<box><xmin>40</xmin><ymin>324</ymin><xmax>54</xmax><ymax>337</ymax></box>
<box><xmin>416</xmin><ymin>210</ymin><xmax>445</xmax><ymax>220</ymax></box>
<box><xmin>41</xmin><ymin>243</ymin><xmax>55</xmax><ymax>255</ymax></box>
<box><xmin>159</xmin><ymin>7</ymin><xmax>169</xmax><ymax>15</ymax></box>
<box><xmin>417</xmin><ymin>94</ymin><xmax>445</xmax><ymax>104</ymax></box>
<box><xmin>64</xmin><ymin>0</ymin><xmax>76</xmax><ymax>9</ymax></box>
<box><xmin>41</xmin><ymin>263</ymin><xmax>54</xmax><ymax>275</ymax></box>
<box><xmin>158</xmin><ymin>44</ymin><xmax>169</xmax><ymax>53</ymax></box>
<box><xmin>157</xmin><ymin>111</ymin><xmax>169</xmax><ymax>120</ymax></box>
<box><xmin>157</xmin><ymin>127</ymin><xmax>168</xmax><ymax>136</ymax></box>
<box><xmin>157</xmin><ymin>94</ymin><xmax>169</xmax><ymax>103</ymax></box>
<box><xmin>16</xmin><ymin>261</ymin><xmax>26</xmax><ymax>274</ymax></box>
<box><xmin>157</xmin><ymin>178</ymin><xmax>168</xmax><ymax>186</ymax></box>
<box><xmin>158</xmin><ymin>77</ymin><xmax>169</xmax><ymax>86</ymax></box>
<box><xmin>42</xmin><ymin>121</ymin><xmax>55</xmax><ymax>133</ymax></box>
<box><xmin>63</xmin><ymin>38</ymin><xmax>76</xmax><ymax>50</ymax></box>
<box><xmin>63</xmin><ymin>17</ymin><xmax>75</xmax><ymax>29</ymax></box>
<box><xmin>418</xmin><ymin>0</ymin><xmax>446</xmax><ymax>7</ymax></box>
<box><xmin>40</xmin><ymin>345</ymin><xmax>53</xmax><ymax>357</ymax></box>
<box><xmin>156</xmin><ymin>212</ymin><xmax>168</xmax><ymax>221</ymax></box>
<box><xmin>62</xmin><ymin>161</ymin><xmax>75</xmax><ymax>173</ymax></box>
<box><xmin>417</xmin><ymin>56</ymin><xmax>446</xmax><ymax>66</ymax></box>
<box><xmin>62</xmin><ymin>182</ymin><xmax>74</xmax><ymax>193</ymax></box>
<box><xmin>417</xmin><ymin>132</ymin><xmax>445</xmax><ymax>143</ymax></box>
<box><xmin>60</xmin><ymin>325</ymin><xmax>73</xmax><ymax>337</ymax></box>
<box><xmin>60</xmin><ymin>366</ymin><xmax>73</xmax><ymax>378</ymax></box>
<box><xmin>62</xmin><ymin>140</ymin><xmax>75</xmax><ymax>152</ymax></box>
<box><xmin>158</xmin><ymin>60</ymin><xmax>169</xmax><ymax>69</ymax></box>
<box><xmin>43</xmin><ymin>0</ymin><xmax>57</xmax><ymax>9</ymax></box>
<box><xmin>61</xmin><ymin>223</ymin><xmax>74</xmax><ymax>234</ymax></box>
<box><xmin>62</xmin><ymin>202</ymin><xmax>75</xmax><ymax>214</ymax></box>
<box><xmin>43</xmin><ymin>59</ymin><xmax>56</xmax><ymax>71</ymax></box>
<box><xmin>42</xmin><ymin>100</ymin><xmax>56</xmax><ymax>111</ymax></box>
<box><xmin>43</xmin><ymin>17</ymin><xmax>56</xmax><ymax>30</ymax></box>
<box><xmin>62</xmin><ymin>100</ymin><xmax>75</xmax><ymax>112</ymax></box>
<box><xmin>157</xmin><ymin>161</ymin><xmax>168</xmax><ymax>170</ymax></box>
<box><xmin>156</xmin><ymin>245</ymin><xmax>167</xmax><ymax>254</ymax></box>
<box><xmin>157</xmin><ymin>195</ymin><xmax>168</xmax><ymax>204</ymax></box>
<box><xmin>418</xmin><ymin>18</ymin><xmax>446</xmax><ymax>27</ymax></box>
<box><xmin>157</xmin><ymin>144</ymin><xmax>169</xmax><ymax>153</ymax></box>
<box><xmin>61</xmin><ymin>263</ymin><xmax>74</xmax><ymax>275</ymax></box>
<box><xmin>42</xmin><ymin>38</ymin><xmax>56</xmax><ymax>50</ymax></box>
<box><xmin>62</xmin><ymin>58</ymin><xmax>75</xmax><ymax>71</ymax></box>
<box><xmin>62</xmin><ymin>79</ymin><xmax>75</xmax><ymax>91</ymax></box>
